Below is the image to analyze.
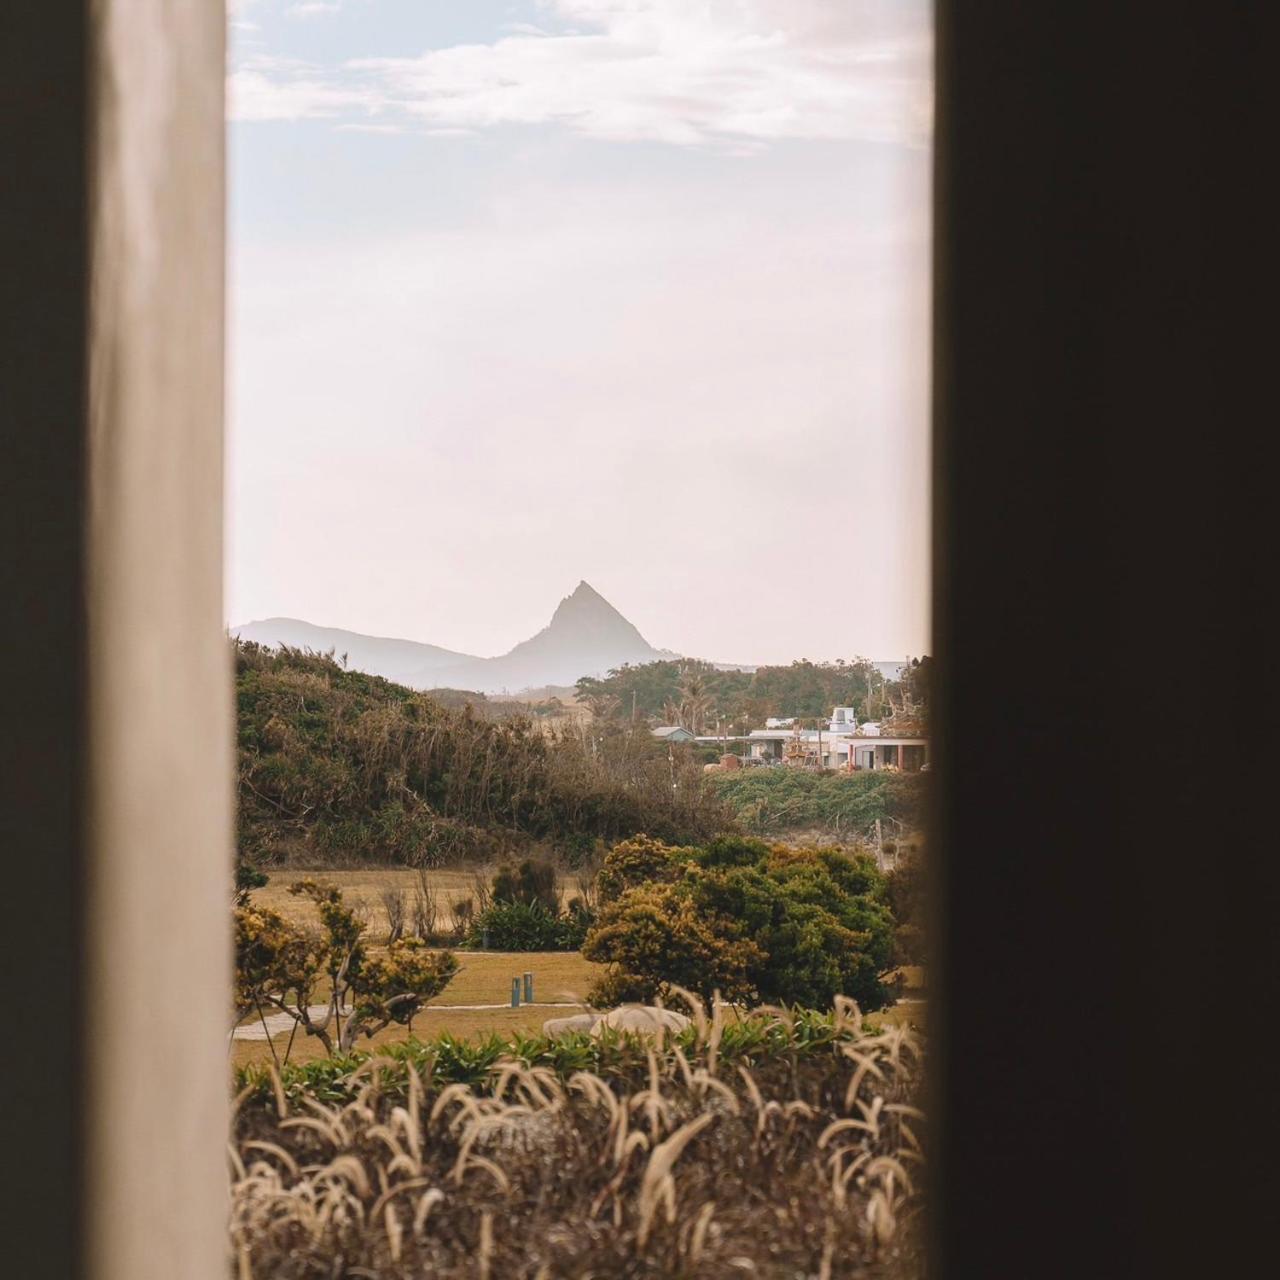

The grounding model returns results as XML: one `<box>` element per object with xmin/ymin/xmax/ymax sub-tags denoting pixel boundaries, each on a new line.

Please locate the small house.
<box><xmin>651</xmin><ymin>725</ymin><xmax>696</xmax><ymax>743</ymax></box>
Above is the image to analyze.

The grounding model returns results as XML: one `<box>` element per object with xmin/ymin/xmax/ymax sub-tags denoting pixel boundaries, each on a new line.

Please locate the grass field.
<box><xmin>236</xmin><ymin>868</ymin><xmax>923</xmax><ymax>1068</ymax></box>
<box><xmin>253</xmin><ymin>866</ymin><xmax>585</xmax><ymax>936</ymax></box>
<box><xmin>232</xmin><ymin>934</ymin><xmax>604</xmax><ymax>1069</ymax></box>
<box><xmin>232</xmin><ymin>953</ymin><xmax>922</xmax><ymax>1068</ymax></box>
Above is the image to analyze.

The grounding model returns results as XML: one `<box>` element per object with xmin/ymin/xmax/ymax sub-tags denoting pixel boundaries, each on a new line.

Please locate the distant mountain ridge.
<box><xmin>231</xmin><ymin>617</ymin><xmax>472</xmax><ymax>688</ymax></box>
<box><xmin>233</xmin><ymin>581</ymin><xmax>908</xmax><ymax>694</ymax></box>
<box><xmin>234</xmin><ymin>581</ymin><xmax>675</xmax><ymax>694</ymax></box>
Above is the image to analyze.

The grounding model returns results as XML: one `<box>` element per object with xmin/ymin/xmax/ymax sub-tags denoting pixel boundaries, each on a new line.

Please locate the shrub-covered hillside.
<box><xmin>710</xmin><ymin>767</ymin><xmax>924</xmax><ymax>837</ymax></box>
<box><xmin>236</xmin><ymin>642</ymin><xmax>731</xmax><ymax>866</ymax></box>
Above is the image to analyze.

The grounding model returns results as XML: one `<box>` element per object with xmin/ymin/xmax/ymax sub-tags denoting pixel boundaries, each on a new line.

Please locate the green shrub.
<box><xmin>582</xmin><ymin>966</ymin><xmax>659</xmax><ymax>1008</ymax></box>
<box><xmin>234</xmin><ymin>857</ymin><xmax>268</xmax><ymax>906</ymax></box>
<box><xmin>595</xmin><ymin>833</ymin><xmax>691</xmax><ymax>904</ymax></box>
<box><xmin>584</xmin><ymin>836</ymin><xmax>899</xmax><ymax>1011</ymax></box>
<box><xmin>556</xmin><ymin>832</ymin><xmax>605</xmax><ymax>868</ymax></box>
<box><xmin>465</xmin><ymin>900</ymin><xmax>592</xmax><ymax>952</ymax></box>
<box><xmin>584</xmin><ymin>884</ymin><xmax>764</xmax><ymax>1004</ymax></box>
<box><xmin>709</xmin><ymin>767</ymin><xmax>925</xmax><ymax>836</ymax></box>
<box><xmin>491</xmin><ymin>857</ymin><xmax>559</xmax><ymax>912</ymax></box>
<box><xmin>232</xmin><ymin>1002</ymin><xmax>918</xmax><ymax>1109</ymax></box>
<box><xmin>690</xmin><ymin>833</ymin><xmax>772</xmax><ymax>869</ymax></box>
<box><xmin>885</xmin><ymin>845</ymin><xmax>928</xmax><ymax>966</ymax></box>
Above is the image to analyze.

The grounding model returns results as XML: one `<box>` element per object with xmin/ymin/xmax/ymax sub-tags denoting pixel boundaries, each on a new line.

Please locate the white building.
<box><xmin>749</xmin><ymin>729</ymin><xmax>927</xmax><ymax>771</ymax></box>
<box><xmin>696</xmin><ymin>706</ymin><xmax>927</xmax><ymax>772</ymax></box>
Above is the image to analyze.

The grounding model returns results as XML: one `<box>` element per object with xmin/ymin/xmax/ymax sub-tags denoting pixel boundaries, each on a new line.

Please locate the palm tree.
<box><xmin>675</xmin><ymin>665</ymin><xmax>715</xmax><ymax>736</ymax></box>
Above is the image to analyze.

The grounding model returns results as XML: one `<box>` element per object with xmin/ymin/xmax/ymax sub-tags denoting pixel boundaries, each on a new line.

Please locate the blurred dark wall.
<box><xmin>0</xmin><ymin>3</ymin><xmax>87</xmax><ymax>1276</ymax></box>
<box><xmin>931</xmin><ymin>3</ymin><xmax>1271</xmax><ymax>1275</ymax></box>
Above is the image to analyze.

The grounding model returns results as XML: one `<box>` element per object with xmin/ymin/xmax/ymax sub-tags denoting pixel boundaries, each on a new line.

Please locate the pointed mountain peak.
<box><xmin>550</xmin><ymin>579</ymin><xmax>622</xmax><ymax>624</ymax></box>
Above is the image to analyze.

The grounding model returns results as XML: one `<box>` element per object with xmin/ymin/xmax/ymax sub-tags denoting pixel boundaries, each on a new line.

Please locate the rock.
<box><xmin>542</xmin><ymin>1012</ymin><xmax>600</xmax><ymax>1036</ymax></box>
<box><xmin>591</xmin><ymin>1005</ymin><xmax>692</xmax><ymax>1037</ymax></box>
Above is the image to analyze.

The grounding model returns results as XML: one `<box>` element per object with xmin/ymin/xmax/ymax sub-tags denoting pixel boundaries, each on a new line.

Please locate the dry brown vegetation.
<box><xmin>231</xmin><ymin>1000</ymin><xmax>924</xmax><ymax>1278</ymax></box>
<box><xmin>236</xmin><ymin>642</ymin><xmax>730</xmax><ymax>869</ymax></box>
<box><xmin>250</xmin><ymin>869</ymin><xmax>590</xmax><ymax>938</ymax></box>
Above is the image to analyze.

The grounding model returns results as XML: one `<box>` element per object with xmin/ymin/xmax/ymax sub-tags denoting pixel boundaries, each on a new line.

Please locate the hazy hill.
<box><xmin>234</xmin><ymin>581</ymin><xmax>674</xmax><ymax>694</ymax></box>
<box><xmin>233</xmin><ymin>582</ymin><xmax>908</xmax><ymax>696</ymax></box>
<box><xmin>232</xmin><ymin>617</ymin><xmax>470</xmax><ymax>688</ymax></box>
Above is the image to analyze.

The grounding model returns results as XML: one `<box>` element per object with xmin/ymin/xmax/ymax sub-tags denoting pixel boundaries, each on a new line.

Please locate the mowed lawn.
<box><xmin>232</xmin><ymin>948</ymin><xmax>604</xmax><ymax>1069</ymax></box>
<box><xmin>232</xmin><ymin>952</ymin><xmax>924</xmax><ymax>1069</ymax></box>
<box><xmin>236</xmin><ymin>866</ymin><xmax>603</xmax><ymax>1068</ymax></box>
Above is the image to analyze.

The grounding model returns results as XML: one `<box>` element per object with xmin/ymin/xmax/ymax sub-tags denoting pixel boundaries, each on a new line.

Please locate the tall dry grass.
<box><xmin>230</xmin><ymin>998</ymin><xmax>924</xmax><ymax>1277</ymax></box>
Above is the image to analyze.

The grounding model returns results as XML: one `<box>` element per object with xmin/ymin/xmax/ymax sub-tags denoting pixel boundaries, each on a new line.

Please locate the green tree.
<box><xmin>884</xmin><ymin>843</ymin><xmax>928</xmax><ymax>967</ymax></box>
<box><xmin>490</xmin><ymin>857</ymin><xmax>559</xmax><ymax>912</ymax></box>
<box><xmin>234</xmin><ymin>856</ymin><xmax>268</xmax><ymax>906</ymax></box>
<box><xmin>573</xmin><ymin>655</ymin><xmax>929</xmax><ymax>730</ymax></box>
<box><xmin>583</xmin><ymin>883</ymin><xmax>765</xmax><ymax>1002</ymax></box>
<box><xmin>595</xmin><ymin>833</ymin><xmax>691</xmax><ymax>904</ymax></box>
<box><xmin>234</xmin><ymin>879</ymin><xmax>458</xmax><ymax>1057</ymax></box>
<box><xmin>583</xmin><ymin>837</ymin><xmax>899</xmax><ymax>1011</ymax></box>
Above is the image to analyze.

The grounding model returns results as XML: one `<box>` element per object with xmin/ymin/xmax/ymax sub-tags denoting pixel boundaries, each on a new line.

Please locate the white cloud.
<box><xmin>335</xmin><ymin>121</ymin><xmax>406</xmax><ymax>134</ymax></box>
<box><xmin>231</xmin><ymin>0</ymin><xmax>932</xmax><ymax>148</ymax></box>
<box><xmin>228</xmin><ymin>56</ymin><xmax>383</xmax><ymax>122</ymax></box>
<box><xmin>287</xmin><ymin>2</ymin><xmax>342</xmax><ymax>17</ymax></box>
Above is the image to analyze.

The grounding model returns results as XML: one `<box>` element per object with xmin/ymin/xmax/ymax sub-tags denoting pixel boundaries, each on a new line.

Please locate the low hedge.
<box><xmin>232</xmin><ymin>1003</ymin><xmax>908</xmax><ymax>1110</ymax></box>
<box><xmin>463</xmin><ymin>899</ymin><xmax>593</xmax><ymax>951</ymax></box>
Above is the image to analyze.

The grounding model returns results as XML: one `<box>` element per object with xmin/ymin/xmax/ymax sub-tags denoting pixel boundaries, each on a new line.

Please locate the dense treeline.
<box><xmin>576</xmin><ymin>655</ymin><xmax>931</xmax><ymax>733</ymax></box>
<box><xmin>236</xmin><ymin>642</ymin><xmax>730</xmax><ymax>867</ymax></box>
<box><xmin>710</xmin><ymin>768</ymin><xmax>925</xmax><ymax>836</ymax></box>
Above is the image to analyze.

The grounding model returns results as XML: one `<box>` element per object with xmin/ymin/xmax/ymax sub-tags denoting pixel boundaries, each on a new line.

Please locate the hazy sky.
<box><xmin>227</xmin><ymin>0</ymin><xmax>933</xmax><ymax>665</ymax></box>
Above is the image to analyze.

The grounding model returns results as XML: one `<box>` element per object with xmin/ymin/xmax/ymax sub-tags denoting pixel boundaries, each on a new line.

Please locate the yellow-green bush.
<box><xmin>584</xmin><ymin>835</ymin><xmax>899</xmax><ymax>1010</ymax></box>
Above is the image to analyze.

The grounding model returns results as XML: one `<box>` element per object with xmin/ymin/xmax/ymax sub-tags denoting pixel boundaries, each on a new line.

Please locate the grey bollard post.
<box><xmin>523</xmin><ymin>971</ymin><xmax>533</xmax><ymax>1003</ymax></box>
<box><xmin>511</xmin><ymin>977</ymin><xmax>520</xmax><ymax>1008</ymax></box>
